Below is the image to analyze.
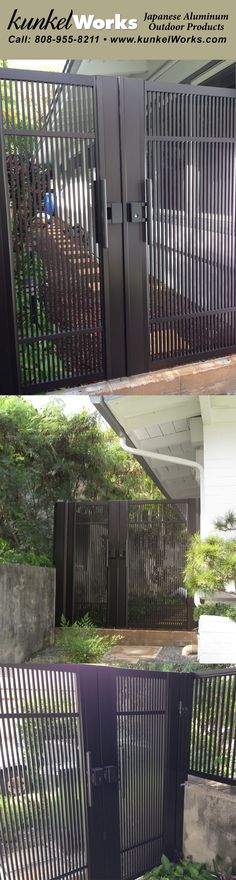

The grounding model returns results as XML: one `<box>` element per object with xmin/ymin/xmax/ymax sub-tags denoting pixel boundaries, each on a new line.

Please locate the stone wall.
<box><xmin>183</xmin><ymin>775</ymin><xmax>236</xmax><ymax>869</ymax></box>
<box><xmin>0</xmin><ymin>563</ymin><xmax>55</xmax><ymax>664</ymax></box>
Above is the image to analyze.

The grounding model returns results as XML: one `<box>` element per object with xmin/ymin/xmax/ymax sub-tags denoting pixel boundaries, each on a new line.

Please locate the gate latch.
<box><xmin>127</xmin><ymin>202</ymin><xmax>146</xmax><ymax>223</ymax></box>
<box><xmin>178</xmin><ymin>700</ymin><xmax>189</xmax><ymax>717</ymax></box>
<box><xmin>107</xmin><ymin>203</ymin><xmax>123</xmax><ymax>224</ymax></box>
<box><xmin>92</xmin><ymin>765</ymin><xmax>118</xmax><ymax>786</ymax></box>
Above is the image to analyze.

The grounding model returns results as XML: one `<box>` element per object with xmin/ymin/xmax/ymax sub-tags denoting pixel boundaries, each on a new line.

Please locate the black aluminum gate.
<box><xmin>0</xmin><ymin>663</ymin><xmax>193</xmax><ymax>880</ymax></box>
<box><xmin>54</xmin><ymin>499</ymin><xmax>193</xmax><ymax>630</ymax></box>
<box><xmin>1</xmin><ymin>70</ymin><xmax>235</xmax><ymax>393</ymax></box>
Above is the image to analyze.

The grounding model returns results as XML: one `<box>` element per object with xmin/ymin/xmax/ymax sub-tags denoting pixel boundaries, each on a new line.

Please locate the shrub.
<box><xmin>144</xmin><ymin>855</ymin><xmax>236</xmax><ymax>880</ymax></box>
<box><xmin>0</xmin><ymin>538</ymin><xmax>51</xmax><ymax>567</ymax></box>
<box><xmin>58</xmin><ymin>614</ymin><xmax>122</xmax><ymax>664</ymax></box>
<box><xmin>193</xmin><ymin>603</ymin><xmax>236</xmax><ymax>624</ymax></box>
<box><xmin>183</xmin><ymin>534</ymin><xmax>236</xmax><ymax>597</ymax></box>
<box><xmin>144</xmin><ymin>855</ymin><xmax>214</xmax><ymax>880</ymax></box>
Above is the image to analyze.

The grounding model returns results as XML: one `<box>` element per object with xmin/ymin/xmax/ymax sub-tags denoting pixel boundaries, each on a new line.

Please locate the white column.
<box><xmin>201</xmin><ymin>421</ymin><xmax>236</xmax><ymax>538</ymax></box>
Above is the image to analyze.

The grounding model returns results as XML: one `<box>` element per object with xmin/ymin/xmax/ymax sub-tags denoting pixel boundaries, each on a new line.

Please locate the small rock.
<box><xmin>182</xmin><ymin>644</ymin><xmax>198</xmax><ymax>656</ymax></box>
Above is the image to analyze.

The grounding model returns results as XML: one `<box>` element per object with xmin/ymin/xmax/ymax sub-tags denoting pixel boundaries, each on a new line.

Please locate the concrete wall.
<box><xmin>0</xmin><ymin>563</ymin><xmax>55</xmax><ymax>664</ymax></box>
<box><xmin>183</xmin><ymin>775</ymin><xmax>236</xmax><ymax>869</ymax></box>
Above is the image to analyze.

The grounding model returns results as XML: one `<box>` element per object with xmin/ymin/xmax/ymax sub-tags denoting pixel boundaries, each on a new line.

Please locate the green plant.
<box><xmin>183</xmin><ymin>533</ymin><xmax>236</xmax><ymax>597</ymax></box>
<box><xmin>0</xmin><ymin>538</ymin><xmax>50</xmax><ymax>567</ymax></box>
<box><xmin>212</xmin><ymin>858</ymin><xmax>236</xmax><ymax>880</ymax></box>
<box><xmin>58</xmin><ymin>614</ymin><xmax>122</xmax><ymax>664</ymax></box>
<box><xmin>193</xmin><ymin>603</ymin><xmax>236</xmax><ymax>624</ymax></box>
<box><xmin>144</xmin><ymin>854</ymin><xmax>215</xmax><ymax>880</ymax></box>
<box><xmin>128</xmin><ymin>593</ymin><xmax>186</xmax><ymax>626</ymax></box>
<box><xmin>15</xmin><ymin>247</ymin><xmax>64</xmax><ymax>385</ymax></box>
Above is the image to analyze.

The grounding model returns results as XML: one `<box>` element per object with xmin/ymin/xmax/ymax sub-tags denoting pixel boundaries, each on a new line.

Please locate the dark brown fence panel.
<box><xmin>0</xmin><ymin>71</ymin><xmax>106</xmax><ymax>392</ymax></box>
<box><xmin>127</xmin><ymin>500</ymin><xmax>189</xmax><ymax>628</ymax></box>
<box><xmin>0</xmin><ymin>664</ymin><xmax>89</xmax><ymax>880</ymax></box>
<box><xmin>146</xmin><ymin>83</ymin><xmax>236</xmax><ymax>367</ymax></box>
<box><xmin>189</xmin><ymin>670</ymin><xmax>236</xmax><ymax>785</ymax></box>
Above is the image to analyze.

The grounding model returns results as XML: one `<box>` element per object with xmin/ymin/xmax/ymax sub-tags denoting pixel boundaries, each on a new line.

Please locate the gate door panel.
<box><xmin>117</xmin><ymin>668</ymin><xmax>168</xmax><ymax>879</ymax></box>
<box><xmin>1</xmin><ymin>73</ymin><xmax>236</xmax><ymax>393</ymax></box>
<box><xmin>74</xmin><ymin>502</ymin><xmax>109</xmax><ymax>626</ymax></box>
<box><xmin>127</xmin><ymin>501</ymin><xmax>189</xmax><ymax>629</ymax></box>
<box><xmin>54</xmin><ymin>500</ymin><xmax>190</xmax><ymax>630</ymax></box>
<box><xmin>0</xmin><ymin>71</ymin><xmax>107</xmax><ymax>392</ymax></box>
<box><xmin>146</xmin><ymin>83</ymin><xmax>236</xmax><ymax>367</ymax></box>
<box><xmin>0</xmin><ymin>663</ymin><xmax>194</xmax><ymax>880</ymax></box>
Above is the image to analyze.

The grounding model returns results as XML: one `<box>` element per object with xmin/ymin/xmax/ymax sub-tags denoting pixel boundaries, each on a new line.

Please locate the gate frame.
<box><xmin>0</xmin><ymin>68</ymin><xmax>149</xmax><ymax>392</ymax></box>
<box><xmin>54</xmin><ymin>498</ymin><xmax>196</xmax><ymax>630</ymax></box>
<box><xmin>1</xmin><ymin>69</ymin><xmax>234</xmax><ymax>392</ymax></box>
<box><xmin>0</xmin><ymin>83</ymin><xmax>20</xmax><ymax>393</ymax></box>
<box><xmin>0</xmin><ymin>661</ymin><xmax>194</xmax><ymax>880</ymax></box>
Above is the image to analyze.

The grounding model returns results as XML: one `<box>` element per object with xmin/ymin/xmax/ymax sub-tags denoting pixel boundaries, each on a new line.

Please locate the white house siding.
<box><xmin>201</xmin><ymin>419</ymin><xmax>236</xmax><ymax>537</ymax></box>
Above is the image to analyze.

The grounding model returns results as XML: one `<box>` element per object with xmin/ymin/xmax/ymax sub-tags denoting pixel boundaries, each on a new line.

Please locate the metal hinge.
<box><xmin>127</xmin><ymin>201</ymin><xmax>146</xmax><ymax>223</ymax></box>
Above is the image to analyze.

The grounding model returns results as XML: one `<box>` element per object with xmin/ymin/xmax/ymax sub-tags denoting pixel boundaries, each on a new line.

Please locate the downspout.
<box><xmin>120</xmin><ymin>437</ymin><xmax>204</xmax><ymax>519</ymax></box>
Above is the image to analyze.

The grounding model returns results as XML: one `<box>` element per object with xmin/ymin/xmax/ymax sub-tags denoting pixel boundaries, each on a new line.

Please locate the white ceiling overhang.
<box><xmin>94</xmin><ymin>396</ymin><xmax>236</xmax><ymax>501</ymax></box>
<box><xmin>65</xmin><ymin>59</ymin><xmax>234</xmax><ymax>85</ymax></box>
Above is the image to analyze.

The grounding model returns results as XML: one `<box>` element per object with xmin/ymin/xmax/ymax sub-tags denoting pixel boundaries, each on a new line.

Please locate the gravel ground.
<box><xmin>28</xmin><ymin>643</ymin><xmax>200</xmax><ymax>669</ymax></box>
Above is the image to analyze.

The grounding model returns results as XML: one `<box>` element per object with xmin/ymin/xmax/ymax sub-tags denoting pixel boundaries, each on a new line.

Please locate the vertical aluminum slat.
<box><xmin>189</xmin><ymin>672</ymin><xmax>236</xmax><ymax>784</ymax></box>
<box><xmin>146</xmin><ymin>84</ymin><xmax>236</xmax><ymax>367</ymax></box>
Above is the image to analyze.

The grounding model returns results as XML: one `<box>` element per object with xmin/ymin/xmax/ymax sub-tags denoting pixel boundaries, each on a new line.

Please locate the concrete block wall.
<box><xmin>0</xmin><ymin>563</ymin><xmax>56</xmax><ymax>664</ymax></box>
<box><xmin>183</xmin><ymin>775</ymin><xmax>236</xmax><ymax>869</ymax></box>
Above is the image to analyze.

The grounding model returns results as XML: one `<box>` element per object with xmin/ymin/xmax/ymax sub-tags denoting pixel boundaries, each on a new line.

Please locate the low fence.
<box><xmin>189</xmin><ymin>669</ymin><xmax>236</xmax><ymax>785</ymax></box>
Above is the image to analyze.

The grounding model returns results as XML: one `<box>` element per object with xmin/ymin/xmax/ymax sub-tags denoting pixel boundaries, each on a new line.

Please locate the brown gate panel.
<box><xmin>146</xmin><ymin>83</ymin><xmax>236</xmax><ymax>367</ymax></box>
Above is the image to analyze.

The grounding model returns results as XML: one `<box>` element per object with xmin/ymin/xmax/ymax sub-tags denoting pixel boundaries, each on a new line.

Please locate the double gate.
<box><xmin>0</xmin><ymin>69</ymin><xmax>236</xmax><ymax>392</ymax></box>
<box><xmin>0</xmin><ymin>663</ymin><xmax>193</xmax><ymax>880</ymax></box>
<box><xmin>54</xmin><ymin>499</ymin><xmax>193</xmax><ymax>630</ymax></box>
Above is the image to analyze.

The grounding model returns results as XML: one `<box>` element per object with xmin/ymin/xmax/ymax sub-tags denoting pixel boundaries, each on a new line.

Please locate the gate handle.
<box><xmin>146</xmin><ymin>178</ymin><xmax>153</xmax><ymax>246</ymax></box>
<box><xmin>86</xmin><ymin>751</ymin><xmax>93</xmax><ymax>808</ymax></box>
<box><xmin>94</xmin><ymin>179</ymin><xmax>109</xmax><ymax>249</ymax></box>
<box><xmin>100</xmin><ymin>179</ymin><xmax>109</xmax><ymax>249</ymax></box>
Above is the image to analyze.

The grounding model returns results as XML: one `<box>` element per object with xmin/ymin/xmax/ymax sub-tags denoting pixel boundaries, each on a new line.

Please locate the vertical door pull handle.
<box><xmin>146</xmin><ymin>178</ymin><xmax>153</xmax><ymax>246</ymax></box>
<box><xmin>94</xmin><ymin>179</ymin><xmax>109</xmax><ymax>249</ymax></box>
<box><xmin>100</xmin><ymin>179</ymin><xmax>109</xmax><ymax>249</ymax></box>
<box><xmin>86</xmin><ymin>751</ymin><xmax>93</xmax><ymax>808</ymax></box>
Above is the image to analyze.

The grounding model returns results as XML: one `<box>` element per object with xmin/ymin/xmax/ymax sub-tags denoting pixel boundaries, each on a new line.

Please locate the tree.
<box><xmin>0</xmin><ymin>396</ymin><xmax>161</xmax><ymax>565</ymax></box>
<box><xmin>183</xmin><ymin>511</ymin><xmax>236</xmax><ymax>598</ymax></box>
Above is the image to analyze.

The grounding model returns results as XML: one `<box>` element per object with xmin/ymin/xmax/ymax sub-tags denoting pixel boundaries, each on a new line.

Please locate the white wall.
<box><xmin>201</xmin><ymin>419</ymin><xmax>236</xmax><ymax>537</ymax></box>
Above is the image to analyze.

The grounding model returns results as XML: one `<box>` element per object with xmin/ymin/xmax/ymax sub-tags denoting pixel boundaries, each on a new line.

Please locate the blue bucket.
<box><xmin>45</xmin><ymin>191</ymin><xmax>55</xmax><ymax>217</ymax></box>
